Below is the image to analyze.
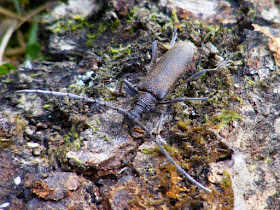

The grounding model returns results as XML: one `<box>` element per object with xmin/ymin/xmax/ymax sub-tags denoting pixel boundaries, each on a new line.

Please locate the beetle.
<box><xmin>16</xmin><ymin>29</ymin><xmax>213</xmax><ymax>193</ymax></box>
<box><xmin>123</xmin><ymin>40</ymin><xmax>208</xmax><ymax>122</ymax></box>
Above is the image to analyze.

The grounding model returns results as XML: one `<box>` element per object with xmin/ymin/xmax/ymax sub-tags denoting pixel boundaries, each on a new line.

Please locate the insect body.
<box><xmin>127</xmin><ymin>41</ymin><xmax>195</xmax><ymax>121</ymax></box>
<box><xmin>16</xmin><ymin>32</ymin><xmax>212</xmax><ymax>193</ymax></box>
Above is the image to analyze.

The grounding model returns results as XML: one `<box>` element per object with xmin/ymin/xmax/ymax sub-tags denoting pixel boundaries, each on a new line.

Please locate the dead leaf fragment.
<box><xmin>252</xmin><ymin>24</ymin><xmax>280</xmax><ymax>67</ymax></box>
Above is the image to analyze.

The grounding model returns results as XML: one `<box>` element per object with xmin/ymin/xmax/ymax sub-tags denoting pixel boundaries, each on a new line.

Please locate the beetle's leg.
<box><xmin>151</xmin><ymin>40</ymin><xmax>158</xmax><ymax>66</ymax></box>
<box><xmin>134</xmin><ymin>119</ymin><xmax>212</xmax><ymax>193</ymax></box>
<box><xmin>185</xmin><ymin>69</ymin><xmax>207</xmax><ymax>83</ymax></box>
<box><xmin>153</xmin><ymin>112</ymin><xmax>167</xmax><ymax>145</ymax></box>
<box><xmin>119</xmin><ymin>79</ymin><xmax>138</xmax><ymax>97</ymax></box>
<box><xmin>146</xmin><ymin>41</ymin><xmax>158</xmax><ymax>71</ymax></box>
<box><xmin>173</xmin><ymin>70</ymin><xmax>208</xmax><ymax>91</ymax></box>
<box><xmin>179</xmin><ymin>54</ymin><xmax>234</xmax><ymax>88</ymax></box>
<box><xmin>170</xmin><ymin>27</ymin><xmax>178</xmax><ymax>47</ymax></box>
<box><xmin>155</xmin><ymin>112</ymin><xmax>164</xmax><ymax>134</ymax></box>
<box><xmin>158</xmin><ymin>97</ymin><xmax>209</xmax><ymax>105</ymax></box>
<box><xmin>16</xmin><ymin>89</ymin><xmax>128</xmax><ymax>116</ymax></box>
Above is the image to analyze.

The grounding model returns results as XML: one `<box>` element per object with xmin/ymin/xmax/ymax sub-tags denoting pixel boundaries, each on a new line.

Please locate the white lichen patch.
<box><xmin>16</xmin><ymin>94</ymin><xmax>45</xmax><ymax>116</ymax></box>
<box><xmin>229</xmin><ymin>151</ymin><xmax>253</xmax><ymax>210</ymax></box>
<box><xmin>14</xmin><ymin>176</ymin><xmax>21</xmax><ymax>185</ymax></box>
<box><xmin>166</xmin><ymin>0</ymin><xmax>216</xmax><ymax>18</ymax></box>
<box><xmin>27</xmin><ymin>142</ymin><xmax>40</xmax><ymax>148</ymax></box>
<box><xmin>0</xmin><ymin>202</ymin><xmax>10</xmax><ymax>208</ymax></box>
<box><xmin>274</xmin><ymin>118</ymin><xmax>280</xmax><ymax>134</ymax></box>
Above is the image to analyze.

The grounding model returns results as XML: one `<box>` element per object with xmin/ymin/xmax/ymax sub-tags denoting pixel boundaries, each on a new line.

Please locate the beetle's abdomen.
<box><xmin>138</xmin><ymin>41</ymin><xmax>194</xmax><ymax>100</ymax></box>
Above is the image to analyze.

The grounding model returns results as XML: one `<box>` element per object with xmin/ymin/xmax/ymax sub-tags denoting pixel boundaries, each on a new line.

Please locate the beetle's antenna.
<box><xmin>16</xmin><ymin>89</ymin><xmax>127</xmax><ymax>116</ymax></box>
<box><xmin>170</xmin><ymin>27</ymin><xmax>178</xmax><ymax>47</ymax></box>
<box><xmin>134</xmin><ymin>119</ymin><xmax>212</xmax><ymax>193</ymax></box>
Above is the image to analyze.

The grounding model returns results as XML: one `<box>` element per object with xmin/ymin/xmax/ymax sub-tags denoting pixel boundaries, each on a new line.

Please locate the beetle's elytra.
<box><xmin>138</xmin><ymin>41</ymin><xmax>194</xmax><ymax>100</ymax></box>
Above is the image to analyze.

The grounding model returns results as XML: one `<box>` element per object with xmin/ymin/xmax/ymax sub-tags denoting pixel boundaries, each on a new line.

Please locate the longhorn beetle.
<box><xmin>16</xmin><ymin>29</ymin><xmax>216</xmax><ymax>193</ymax></box>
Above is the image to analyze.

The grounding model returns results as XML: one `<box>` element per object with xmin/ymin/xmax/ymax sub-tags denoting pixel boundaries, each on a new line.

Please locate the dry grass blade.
<box><xmin>0</xmin><ymin>19</ymin><xmax>18</xmax><ymax>64</ymax></box>
<box><xmin>16</xmin><ymin>2</ymin><xmax>56</xmax><ymax>30</ymax></box>
<box><xmin>0</xmin><ymin>6</ymin><xmax>24</xmax><ymax>20</ymax></box>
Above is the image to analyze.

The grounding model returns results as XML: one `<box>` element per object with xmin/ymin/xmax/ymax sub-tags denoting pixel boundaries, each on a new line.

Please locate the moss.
<box><xmin>42</xmin><ymin>104</ymin><xmax>52</xmax><ymax>109</ymax></box>
<box><xmin>177</xmin><ymin>120</ymin><xmax>190</xmax><ymax>130</ymax></box>
<box><xmin>15</xmin><ymin>115</ymin><xmax>28</xmax><ymax>132</ymax></box>
<box><xmin>220</xmin><ymin>171</ymin><xmax>234</xmax><ymax>207</ymax></box>
<box><xmin>265</xmin><ymin>157</ymin><xmax>272</xmax><ymax>164</ymax></box>
<box><xmin>222</xmin><ymin>171</ymin><xmax>232</xmax><ymax>187</ymax></box>
<box><xmin>199</xmin><ymin>171</ymin><xmax>234</xmax><ymax>209</ymax></box>
<box><xmin>73</xmin><ymin>15</ymin><xmax>86</xmax><ymax>22</ymax></box>
<box><xmin>0</xmin><ymin>138</ymin><xmax>12</xmax><ymax>149</ymax></box>
<box><xmin>73</xmin><ymin>139</ymin><xmax>81</xmax><ymax>150</ymax></box>
<box><xmin>257</xmin><ymin>80</ymin><xmax>270</xmax><ymax>90</ymax></box>
<box><xmin>66</xmin><ymin>152</ymin><xmax>83</xmax><ymax>165</ymax></box>
<box><xmin>247</xmin><ymin>8</ymin><xmax>257</xmax><ymax>20</ymax></box>
<box><xmin>140</xmin><ymin>148</ymin><xmax>158</xmax><ymax>155</ymax></box>
<box><xmin>110</xmin><ymin>44</ymin><xmax>132</xmax><ymax>57</ymax></box>
<box><xmin>171</xmin><ymin>10</ymin><xmax>179</xmax><ymax>25</ymax></box>
<box><xmin>104</xmin><ymin>135</ymin><xmax>110</xmax><ymax>142</ymax></box>
<box><xmin>164</xmin><ymin>165</ymin><xmax>188</xmax><ymax>200</ymax></box>
<box><xmin>112</xmin><ymin>19</ymin><xmax>121</xmax><ymax>30</ymax></box>
<box><xmin>209</xmin><ymin>109</ymin><xmax>243</xmax><ymax>129</ymax></box>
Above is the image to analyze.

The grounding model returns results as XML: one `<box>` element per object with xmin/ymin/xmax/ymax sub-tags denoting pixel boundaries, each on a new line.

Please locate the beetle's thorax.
<box><xmin>127</xmin><ymin>92</ymin><xmax>157</xmax><ymax>121</ymax></box>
